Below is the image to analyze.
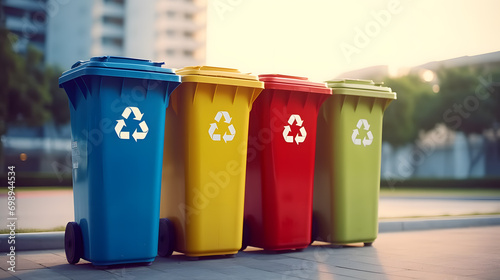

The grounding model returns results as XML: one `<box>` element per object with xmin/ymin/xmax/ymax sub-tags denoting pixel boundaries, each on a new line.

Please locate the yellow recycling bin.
<box><xmin>159</xmin><ymin>66</ymin><xmax>263</xmax><ymax>257</ymax></box>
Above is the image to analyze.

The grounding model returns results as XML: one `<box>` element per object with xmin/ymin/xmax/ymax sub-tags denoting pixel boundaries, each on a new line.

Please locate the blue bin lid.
<box><xmin>59</xmin><ymin>56</ymin><xmax>180</xmax><ymax>86</ymax></box>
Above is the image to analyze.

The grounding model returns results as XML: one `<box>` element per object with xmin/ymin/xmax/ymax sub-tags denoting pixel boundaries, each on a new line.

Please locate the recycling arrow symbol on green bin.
<box><xmin>352</xmin><ymin>119</ymin><xmax>373</xmax><ymax>147</ymax></box>
<box><xmin>114</xmin><ymin>107</ymin><xmax>149</xmax><ymax>142</ymax></box>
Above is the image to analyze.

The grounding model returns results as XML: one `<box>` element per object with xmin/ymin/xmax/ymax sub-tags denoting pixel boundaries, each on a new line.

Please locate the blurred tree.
<box><xmin>0</xmin><ymin>28</ymin><xmax>19</xmax><ymax>137</ymax></box>
<box><xmin>438</xmin><ymin>66</ymin><xmax>498</xmax><ymax>133</ymax></box>
<box><xmin>8</xmin><ymin>43</ymin><xmax>53</xmax><ymax>126</ymax></box>
<box><xmin>46</xmin><ymin>65</ymin><xmax>70</xmax><ymax>126</ymax></box>
<box><xmin>437</xmin><ymin>65</ymin><xmax>500</xmax><ymax>175</ymax></box>
<box><xmin>0</xmin><ymin>28</ymin><xmax>69</xmax><ymax>160</ymax></box>
<box><xmin>382</xmin><ymin>74</ymin><xmax>434</xmax><ymax>147</ymax></box>
<box><xmin>382</xmin><ymin>64</ymin><xmax>500</xmax><ymax>176</ymax></box>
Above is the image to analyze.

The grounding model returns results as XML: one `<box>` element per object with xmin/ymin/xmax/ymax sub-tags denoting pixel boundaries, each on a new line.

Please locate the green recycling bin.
<box><xmin>313</xmin><ymin>79</ymin><xmax>396</xmax><ymax>246</ymax></box>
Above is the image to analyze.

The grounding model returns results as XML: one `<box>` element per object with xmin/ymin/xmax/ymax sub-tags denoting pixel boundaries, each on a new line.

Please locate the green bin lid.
<box><xmin>326</xmin><ymin>79</ymin><xmax>396</xmax><ymax>100</ymax></box>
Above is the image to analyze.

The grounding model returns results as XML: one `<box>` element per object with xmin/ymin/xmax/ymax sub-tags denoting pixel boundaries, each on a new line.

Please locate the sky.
<box><xmin>206</xmin><ymin>0</ymin><xmax>500</xmax><ymax>82</ymax></box>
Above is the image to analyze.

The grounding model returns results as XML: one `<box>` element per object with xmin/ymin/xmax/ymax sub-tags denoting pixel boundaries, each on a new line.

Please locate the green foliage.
<box><xmin>9</xmin><ymin>44</ymin><xmax>52</xmax><ymax>126</ymax></box>
<box><xmin>382</xmin><ymin>65</ymin><xmax>500</xmax><ymax>146</ymax></box>
<box><xmin>0</xmin><ymin>28</ymin><xmax>18</xmax><ymax>136</ymax></box>
<box><xmin>47</xmin><ymin>66</ymin><xmax>70</xmax><ymax>125</ymax></box>
<box><xmin>382</xmin><ymin>74</ymin><xmax>433</xmax><ymax>147</ymax></box>
<box><xmin>437</xmin><ymin>66</ymin><xmax>500</xmax><ymax>134</ymax></box>
<box><xmin>0</xmin><ymin>28</ymin><xmax>69</xmax><ymax>137</ymax></box>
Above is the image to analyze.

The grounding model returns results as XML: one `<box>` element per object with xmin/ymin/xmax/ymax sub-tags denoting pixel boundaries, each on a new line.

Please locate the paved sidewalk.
<box><xmin>2</xmin><ymin>189</ymin><xmax>499</xmax><ymax>231</ymax></box>
<box><xmin>1</xmin><ymin>226</ymin><xmax>499</xmax><ymax>279</ymax></box>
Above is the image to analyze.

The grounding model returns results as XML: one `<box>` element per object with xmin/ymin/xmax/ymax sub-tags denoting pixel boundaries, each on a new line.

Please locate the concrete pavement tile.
<box><xmin>48</xmin><ymin>264</ymin><xmax>117</xmax><ymax>279</ymax></box>
<box><xmin>106</xmin><ymin>266</ymin><xmax>169</xmax><ymax>279</ymax></box>
<box><xmin>241</xmin><ymin>251</ymin><xmax>290</xmax><ymax>261</ymax></box>
<box><xmin>388</xmin><ymin>269</ymin><xmax>480</xmax><ymax>280</ymax></box>
<box><xmin>316</xmin><ymin>263</ymin><xmax>393</xmax><ymax>280</ymax></box>
<box><xmin>285</xmin><ymin>252</ymin><xmax>405</xmax><ymax>275</ymax></box>
<box><xmin>329</xmin><ymin>259</ymin><xmax>404</xmax><ymax>274</ymax></box>
<box><xmin>342</xmin><ymin>255</ymin><xmax>403</xmax><ymax>266</ymax></box>
<box><xmin>469</xmin><ymin>271</ymin><xmax>500</xmax><ymax>280</ymax></box>
<box><xmin>54</xmin><ymin>270</ymin><xmax>117</xmax><ymax>280</ymax></box>
<box><xmin>16</xmin><ymin>252</ymin><xmax>63</xmax><ymax>263</ymax></box>
<box><xmin>52</xmin><ymin>251</ymin><xmax>67</xmax><ymax>259</ymax></box>
<box><xmin>48</xmin><ymin>262</ymin><xmax>94</xmax><ymax>273</ymax></box>
<box><xmin>184</xmin><ymin>255</ymin><xmax>239</xmax><ymax>269</ymax></box>
<box><xmin>284</xmin><ymin>270</ymin><xmax>362</xmax><ymax>280</ymax></box>
<box><xmin>371</xmin><ymin>258</ymin><xmax>482</xmax><ymax>276</ymax></box>
<box><xmin>174</xmin><ymin>267</ymin><xmax>240</xmax><ymax>280</ymax></box>
<box><xmin>433</xmin><ymin>258</ymin><xmax>500</xmax><ymax>271</ymax></box>
<box><xmin>6</xmin><ymin>268</ymin><xmax>70</xmax><ymax>280</ymax></box>
<box><xmin>314</xmin><ymin>245</ymin><xmax>380</xmax><ymax>260</ymax></box>
<box><xmin>267</xmin><ymin>257</ymin><xmax>315</xmax><ymax>268</ymax></box>
<box><xmin>37</xmin><ymin>261</ymin><xmax>69</xmax><ymax>269</ymax></box>
<box><xmin>0</xmin><ymin>261</ymin><xmax>11</xmax><ymax>271</ymax></box>
<box><xmin>0</xmin><ymin>269</ymin><xmax>18</xmax><ymax>280</ymax></box>
<box><xmin>14</xmin><ymin>258</ymin><xmax>45</xmax><ymax>270</ymax></box>
<box><xmin>215</xmin><ymin>264</ymin><xmax>289</xmax><ymax>279</ymax></box>
<box><xmin>147</xmin><ymin>262</ymin><xmax>188</xmax><ymax>272</ymax></box>
<box><xmin>282</xmin><ymin>247</ymin><xmax>347</xmax><ymax>264</ymax></box>
<box><xmin>3</xmin><ymin>226</ymin><xmax>500</xmax><ymax>279</ymax></box>
<box><xmin>241</xmin><ymin>258</ymin><xmax>295</xmax><ymax>272</ymax></box>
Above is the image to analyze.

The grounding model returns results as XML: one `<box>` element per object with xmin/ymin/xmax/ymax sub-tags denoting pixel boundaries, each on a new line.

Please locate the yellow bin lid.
<box><xmin>326</xmin><ymin>79</ymin><xmax>397</xmax><ymax>100</ymax></box>
<box><xmin>176</xmin><ymin>66</ymin><xmax>264</xmax><ymax>89</ymax></box>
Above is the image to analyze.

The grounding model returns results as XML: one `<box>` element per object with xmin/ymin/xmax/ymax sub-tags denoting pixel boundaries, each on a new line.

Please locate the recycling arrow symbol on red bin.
<box><xmin>352</xmin><ymin>119</ymin><xmax>373</xmax><ymax>147</ymax></box>
<box><xmin>283</xmin><ymin>114</ymin><xmax>307</xmax><ymax>145</ymax></box>
<box><xmin>114</xmin><ymin>107</ymin><xmax>149</xmax><ymax>142</ymax></box>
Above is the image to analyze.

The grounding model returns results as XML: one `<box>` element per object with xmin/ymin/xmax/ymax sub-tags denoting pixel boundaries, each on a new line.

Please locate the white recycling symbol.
<box><xmin>115</xmin><ymin>107</ymin><xmax>149</xmax><ymax>142</ymax></box>
<box><xmin>283</xmin><ymin>114</ymin><xmax>307</xmax><ymax>145</ymax></box>
<box><xmin>352</xmin><ymin>119</ymin><xmax>373</xmax><ymax>147</ymax></box>
<box><xmin>208</xmin><ymin>111</ymin><xmax>236</xmax><ymax>143</ymax></box>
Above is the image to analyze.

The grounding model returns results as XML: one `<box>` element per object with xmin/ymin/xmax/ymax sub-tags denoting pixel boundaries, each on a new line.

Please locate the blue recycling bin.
<box><xmin>59</xmin><ymin>56</ymin><xmax>180</xmax><ymax>266</ymax></box>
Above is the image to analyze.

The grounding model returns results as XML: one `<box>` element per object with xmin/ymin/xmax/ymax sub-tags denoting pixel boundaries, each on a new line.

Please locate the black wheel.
<box><xmin>65</xmin><ymin>222</ymin><xmax>83</xmax><ymax>264</ymax></box>
<box><xmin>158</xmin><ymin>218</ymin><xmax>175</xmax><ymax>257</ymax></box>
<box><xmin>310</xmin><ymin>213</ymin><xmax>318</xmax><ymax>245</ymax></box>
<box><xmin>240</xmin><ymin>219</ymin><xmax>249</xmax><ymax>251</ymax></box>
<box><xmin>364</xmin><ymin>242</ymin><xmax>373</xmax><ymax>247</ymax></box>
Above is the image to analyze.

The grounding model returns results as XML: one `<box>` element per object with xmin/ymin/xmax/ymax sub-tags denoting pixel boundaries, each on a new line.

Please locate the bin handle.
<box><xmin>71</xmin><ymin>60</ymin><xmax>85</xmax><ymax>69</ymax></box>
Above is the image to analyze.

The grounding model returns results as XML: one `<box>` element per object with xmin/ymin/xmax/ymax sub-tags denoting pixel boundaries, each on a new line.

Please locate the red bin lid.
<box><xmin>258</xmin><ymin>74</ymin><xmax>332</xmax><ymax>95</ymax></box>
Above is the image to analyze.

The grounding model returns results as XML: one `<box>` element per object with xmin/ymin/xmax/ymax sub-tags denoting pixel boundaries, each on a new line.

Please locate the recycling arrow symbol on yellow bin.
<box><xmin>114</xmin><ymin>107</ymin><xmax>149</xmax><ymax>142</ymax></box>
<box><xmin>352</xmin><ymin>119</ymin><xmax>373</xmax><ymax>147</ymax></box>
<box><xmin>208</xmin><ymin>111</ymin><xmax>236</xmax><ymax>143</ymax></box>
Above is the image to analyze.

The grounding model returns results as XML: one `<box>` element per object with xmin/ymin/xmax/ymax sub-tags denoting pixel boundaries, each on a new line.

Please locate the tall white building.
<box><xmin>45</xmin><ymin>0</ymin><xmax>206</xmax><ymax>70</ymax></box>
<box><xmin>1</xmin><ymin>0</ymin><xmax>48</xmax><ymax>54</ymax></box>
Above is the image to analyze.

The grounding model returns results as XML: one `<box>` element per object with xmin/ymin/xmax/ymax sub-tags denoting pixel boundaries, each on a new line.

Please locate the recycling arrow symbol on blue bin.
<box><xmin>115</xmin><ymin>107</ymin><xmax>149</xmax><ymax>142</ymax></box>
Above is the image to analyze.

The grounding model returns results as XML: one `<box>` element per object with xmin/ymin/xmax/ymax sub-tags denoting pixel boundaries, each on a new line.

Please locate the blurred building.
<box><xmin>412</xmin><ymin>51</ymin><xmax>500</xmax><ymax>74</ymax></box>
<box><xmin>1</xmin><ymin>0</ymin><xmax>206</xmax><ymax>174</ymax></box>
<box><xmin>1</xmin><ymin>0</ymin><xmax>207</xmax><ymax>70</ymax></box>
<box><xmin>0</xmin><ymin>0</ymin><xmax>48</xmax><ymax>54</ymax></box>
<box><xmin>337</xmin><ymin>51</ymin><xmax>500</xmax><ymax>80</ymax></box>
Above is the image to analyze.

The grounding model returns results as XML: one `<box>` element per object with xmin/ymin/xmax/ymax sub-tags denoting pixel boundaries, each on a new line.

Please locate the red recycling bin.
<box><xmin>243</xmin><ymin>74</ymin><xmax>332</xmax><ymax>251</ymax></box>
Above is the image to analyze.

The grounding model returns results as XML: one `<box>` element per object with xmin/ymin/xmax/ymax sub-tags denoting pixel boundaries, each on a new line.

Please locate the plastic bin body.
<box><xmin>314</xmin><ymin>79</ymin><xmax>396</xmax><ymax>245</ymax></box>
<box><xmin>59</xmin><ymin>56</ymin><xmax>180</xmax><ymax>265</ymax></box>
<box><xmin>244</xmin><ymin>75</ymin><xmax>331</xmax><ymax>250</ymax></box>
<box><xmin>160</xmin><ymin>66</ymin><xmax>263</xmax><ymax>257</ymax></box>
